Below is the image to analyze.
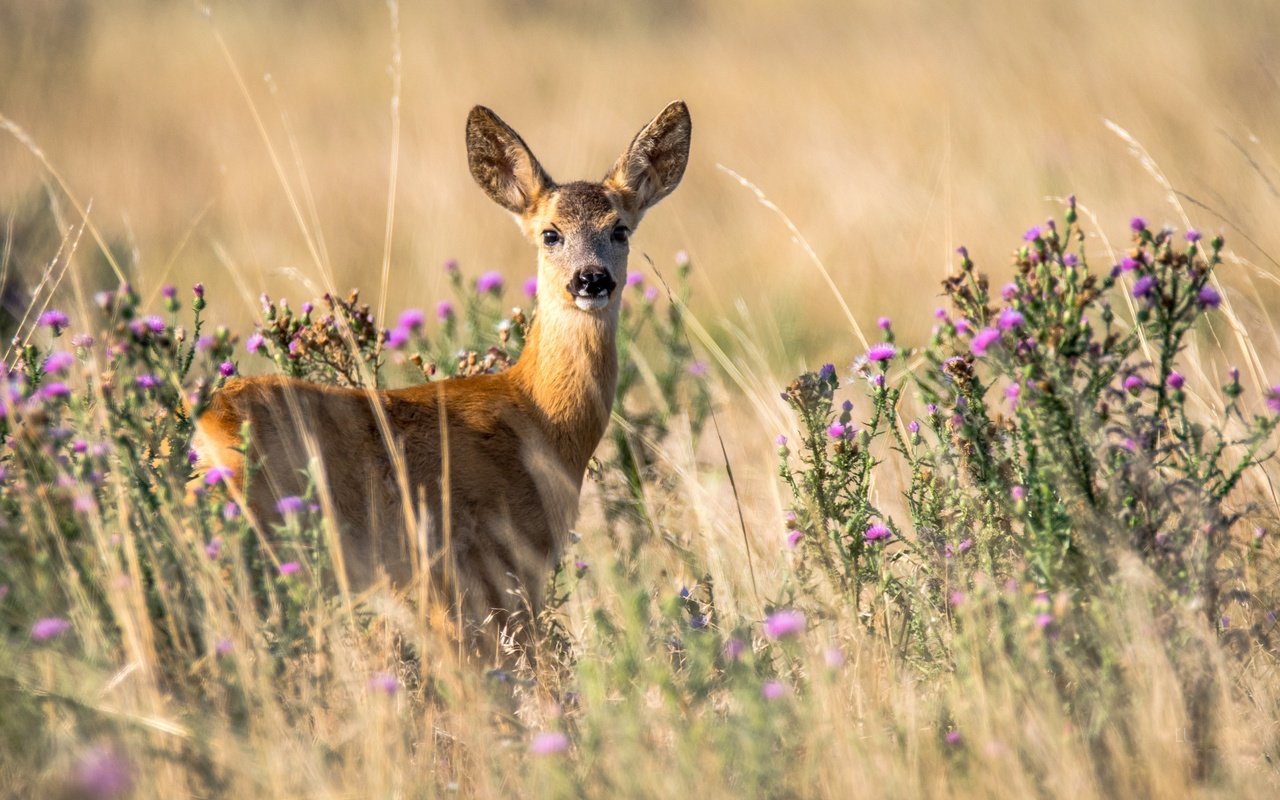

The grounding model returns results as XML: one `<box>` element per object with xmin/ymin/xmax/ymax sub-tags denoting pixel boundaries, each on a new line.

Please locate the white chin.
<box><xmin>574</xmin><ymin>295</ymin><xmax>610</xmax><ymax>311</ymax></box>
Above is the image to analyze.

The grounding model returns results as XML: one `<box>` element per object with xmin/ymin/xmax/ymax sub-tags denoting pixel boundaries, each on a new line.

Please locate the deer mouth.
<box><xmin>568</xmin><ymin>270</ymin><xmax>616</xmax><ymax>311</ymax></box>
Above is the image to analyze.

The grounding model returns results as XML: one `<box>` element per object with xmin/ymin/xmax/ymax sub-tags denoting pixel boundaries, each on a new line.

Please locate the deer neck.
<box><xmin>510</xmin><ymin>300</ymin><xmax>619</xmax><ymax>475</ymax></box>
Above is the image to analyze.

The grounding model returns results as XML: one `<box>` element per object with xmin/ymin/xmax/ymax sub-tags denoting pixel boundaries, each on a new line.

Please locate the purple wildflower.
<box><xmin>144</xmin><ymin>315</ymin><xmax>166</xmax><ymax>333</ymax></box>
<box><xmin>278</xmin><ymin>561</ymin><xmax>302</xmax><ymax>576</ymax></box>
<box><xmin>997</xmin><ymin>308</ymin><xmax>1024</xmax><ymax>331</ymax></box>
<box><xmin>1011</xmin><ymin>485</ymin><xmax>1027</xmax><ymax>501</ymax></box>
<box><xmin>1132</xmin><ymin>275</ymin><xmax>1156</xmax><ymax>298</ymax></box>
<box><xmin>1063</xmin><ymin>253</ymin><xmax>1079</xmax><ymax>267</ymax></box>
<box><xmin>761</xmin><ymin>680</ymin><xmax>789</xmax><ymax>700</ymax></box>
<box><xmin>687</xmin><ymin>361</ymin><xmax>709</xmax><ymax>377</ymax></box>
<box><xmin>530</xmin><ymin>731</ymin><xmax>569</xmax><ymax>755</ymax></box>
<box><xmin>135</xmin><ymin>374</ymin><xmax>158</xmax><ymax>390</ymax></box>
<box><xmin>38</xmin><ymin>309</ymin><xmax>70</xmax><ymax>331</ymax></box>
<box><xmin>276</xmin><ymin>496</ymin><xmax>304</xmax><ymax>515</ymax></box>
<box><xmin>1005</xmin><ymin>382</ymin><xmax>1020</xmax><ymax>408</ymax></box>
<box><xmin>827</xmin><ymin>422</ymin><xmax>847</xmax><ymax>440</ymax></box>
<box><xmin>948</xmin><ymin>590</ymin><xmax>965</xmax><ymax>607</ymax></box>
<box><xmin>877</xmin><ymin>316</ymin><xmax>892</xmax><ymax>331</ymax></box>
<box><xmin>41</xmin><ymin>382</ymin><xmax>71</xmax><ymax>400</ymax></box>
<box><xmin>219</xmin><ymin>361</ymin><xmax>236</xmax><ymax>378</ymax></box>
<box><xmin>398</xmin><ymin>308</ymin><xmax>425</xmax><ymax>330</ymax></box>
<box><xmin>824</xmin><ymin>647</ymin><xmax>845</xmax><ymax>668</ymax></box>
<box><xmin>1185</xmin><ymin>229</ymin><xmax>1201</xmax><ymax>243</ymax></box>
<box><xmin>644</xmin><ymin>286</ymin><xmax>659</xmax><ymax>302</ymax></box>
<box><xmin>246</xmin><ymin>332</ymin><xmax>265</xmax><ymax>353</ymax></box>
<box><xmin>523</xmin><ymin>276</ymin><xmax>538</xmax><ymax>297</ymax></box>
<box><xmin>476</xmin><ymin>271</ymin><xmax>504</xmax><ymax>294</ymax></box>
<box><xmin>945</xmin><ymin>730</ymin><xmax>962</xmax><ymax>746</ymax></box>
<box><xmin>786</xmin><ymin>529</ymin><xmax>804</xmax><ymax>549</ymax></box>
<box><xmin>1035</xmin><ymin>613</ymin><xmax>1054</xmax><ymax>630</ymax></box>
<box><xmin>443</xmin><ymin>258</ymin><xmax>459</xmax><ymax>274</ymax></box>
<box><xmin>215</xmin><ymin>638</ymin><xmax>234</xmax><ymax>655</ymax></box>
<box><xmin>724</xmin><ymin>638</ymin><xmax>745</xmax><ymax>661</ymax></box>
<box><xmin>1130</xmin><ymin>216</ymin><xmax>1146</xmax><ymax>232</ymax></box>
<box><xmin>205</xmin><ymin>537</ymin><xmax>222</xmax><ymax>559</ymax></box>
<box><xmin>71</xmin><ymin>333</ymin><xmax>94</xmax><ymax>348</ymax></box>
<box><xmin>1267</xmin><ymin>386</ymin><xmax>1280</xmax><ymax>414</ymax></box>
<box><xmin>970</xmin><ymin>328</ymin><xmax>1001</xmax><ymax>357</ymax></box>
<box><xmin>70</xmin><ymin>744</ymin><xmax>133</xmax><ymax>800</ymax></box>
<box><xmin>626</xmin><ymin>272</ymin><xmax>645</xmax><ymax>288</ymax></box>
<box><xmin>1167</xmin><ymin>372</ymin><xmax>1185</xmax><ymax>390</ymax></box>
<box><xmin>958</xmin><ymin>538</ymin><xmax>973</xmax><ymax>553</ymax></box>
<box><xmin>32</xmin><ymin>617</ymin><xmax>72</xmax><ymax>641</ymax></box>
<box><xmin>775</xmin><ymin>434</ymin><xmax>787</xmax><ymax>447</ymax></box>
<box><xmin>162</xmin><ymin>284</ymin><xmax>177</xmax><ymax>300</ymax></box>
<box><xmin>193</xmin><ymin>282</ymin><xmax>205</xmax><ymax>300</ymax></box>
<box><xmin>436</xmin><ymin>300</ymin><xmax>455</xmax><ymax>321</ymax></box>
<box><xmin>1120</xmin><ymin>257</ymin><xmax>1139</xmax><ymax>272</ymax></box>
<box><xmin>866</xmin><ymin>343</ymin><xmax>896</xmax><ymax>362</ymax></box>
<box><xmin>204</xmin><ymin>466</ymin><xmax>233</xmax><ymax>486</ymax></box>
<box><xmin>1001</xmin><ymin>283</ymin><xmax>1018</xmax><ymax>301</ymax></box>
<box><xmin>907</xmin><ymin>420</ymin><xmax>920</xmax><ymax>434</ymax></box>
<box><xmin>1124</xmin><ymin>375</ymin><xmax>1144</xmax><ymax>395</ymax></box>
<box><xmin>370</xmin><ymin>672</ymin><xmax>399</xmax><ymax>694</ymax></box>
<box><xmin>818</xmin><ymin>363</ymin><xmax>836</xmax><ymax>380</ymax></box>
<box><xmin>386</xmin><ymin>326</ymin><xmax>410</xmax><ymax>349</ymax></box>
<box><xmin>1023</xmin><ymin>226</ymin><xmax>1042</xmax><ymax>242</ymax></box>
<box><xmin>1197</xmin><ymin>285</ymin><xmax>1221</xmax><ymax>308</ymax></box>
<box><xmin>865</xmin><ymin>524</ymin><xmax>891</xmax><ymax>542</ymax></box>
<box><xmin>763</xmin><ymin>609</ymin><xmax>806</xmax><ymax>639</ymax></box>
<box><xmin>43</xmin><ymin>351</ymin><xmax>75</xmax><ymax>374</ymax></box>
<box><xmin>195</xmin><ymin>335</ymin><xmax>214</xmax><ymax>352</ymax></box>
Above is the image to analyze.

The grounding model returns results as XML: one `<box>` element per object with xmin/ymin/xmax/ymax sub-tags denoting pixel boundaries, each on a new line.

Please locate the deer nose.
<box><xmin>568</xmin><ymin>268</ymin><xmax>616</xmax><ymax>298</ymax></box>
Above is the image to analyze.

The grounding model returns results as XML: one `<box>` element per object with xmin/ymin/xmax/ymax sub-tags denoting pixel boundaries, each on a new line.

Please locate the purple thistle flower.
<box><xmin>1185</xmin><ymin>229</ymin><xmax>1201</xmax><ymax>243</ymax></box>
<box><xmin>215</xmin><ymin>638</ymin><xmax>234</xmax><ymax>656</ymax></box>
<box><xmin>761</xmin><ymin>680</ymin><xmax>789</xmax><ymax>700</ymax></box>
<box><xmin>245</xmin><ymin>332</ymin><xmax>265</xmax><ymax>354</ymax></box>
<box><xmin>71</xmin><ymin>333</ymin><xmax>94</xmax><ymax>348</ymax></box>
<box><xmin>775</xmin><ymin>434</ymin><xmax>788</xmax><ymax>447</ymax></box>
<box><xmin>276</xmin><ymin>496</ymin><xmax>304</xmax><ymax>515</ymax></box>
<box><xmin>1266</xmin><ymin>386</ymin><xmax>1280</xmax><ymax>414</ymax></box>
<box><xmin>763</xmin><ymin>609</ymin><xmax>806</xmax><ymax>639</ymax></box>
<box><xmin>205</xmin><ymin>537</ymin><xmax>222</xmax><ymax>559</ymax></box>
<box><xmin>1124</xmin><ymin>375</ymin><xmax>1144</xmax><ymax>395</ymax></box>
<box><xmin>1197</xmin><ymin>285</ymin><xmax>1221</xmax><ymax>309</ymax></box>
<box><xmin>644</xmin><ymin>286</ymin><xmax>659</xmax><ymax>302</ymax></box>
<box><xmin>219</xmin><ymin>361</ymin><xmax>236</xmax><ymax>378</ymax></box>
<box><xmin>145</xmin><ymin>315</ymin><xmax>166</xmax><ymax>334</ymax></box>
<box><xmin>824</xmin><ymin>647</ymin><xmax>845</xmax><ymax>668</ymax></box>
<box><xmin>135</xmin><ymin>374</ymin><xmax>158</xmax><ymax>390</ymax></box>
<box><xmin>443</xmin><ymin>258</ymin><xmax>459</xmax><ymax>274</ymax></box>
<box><xmin>958</xmin><ymin>538</ymin><xmax>973</xmax><ymax>553</ymax></box>
<box><xmin>38</xmin><ymin>309</ymin><xmax>70</xmax><ymax>331</ymax></box>
<box><xmin>522</xmin><ymin>276</ymin><xmax>539</xmax><ymax>298</ymax></box>
<box><xmin>301</xmin><ymin>301</ymin><xmax>314</xmax><ymax>316</ymax></box>
<box><xmin>436</xmin><ymin>300</ymin><xmax>455</xmax><ymax>321</ymax></box>
<box><xmin>907</xmin><ymin>420</ymin><xmax>920</xmax><ymax>434</ymax></box>
<box><xmin>877</xmin><ymin>316</ymin><xmax>892</xmax><ymax>331</ymax></box>
<box><xmin>1001</xmin><ymin>283</ymin><xmax>1018</xmax><ymax>301</ymax></box>
<box><xmin>70</xmin><ymin>744</ymin><xmax>133</xmax><ymax>800</ymax></box>
<box><xmin>278</xmin><ymin>561</ymin><xmax>302</xmax><ymax>576</ymax></box>
<box><xmin>386</xmin><ymin>326</ymin><xmax>410</xmax><ymax>349</ymax></box>
<box><xmin>1167</xmin><ymin>372</ymin><xmax>1185</xmax><ymax>390</ymax></box>
<box><xmin>370</xmin><ymin>672</ymin><xmax>399</xmax><ymax>694</ymax></box>
<box><xmin>970</xmin><ymin>327</ymin><xmax>1001</xmax><ymax>357</ymax></box>
<box><xmin>398</xmin><ymin>308</ymin><xmax>425</xmax><ymax>330</ymax></box>
<box><xmin>43</xmin><ymin>351</ymin><xmax>75</xmax><ymax>374</ymax></box>
<box><xmin>193</xmin><ymin>282</ymin><xmax>205</xmax><ymax>300</ymax></box>
<box><xmin>827</xmin><ymin>422</ymin><xmax>847</xmax><ymax>440</ymax></box>
<box><xmin>204</xmin><ymin>466</ymin><xmax>234</xmax><ymax>486</ymax></box>
<box><xmin>476</xmin><ymin>271</ymin><xmax>505</xmax><ymax>294</ymax></box>
<box><xmin>1130</xmin><ymin>216</ymin><xmax>1147</xmax><ymax>232</ymax></box>
<box><xmin>1120</xmin><ymin>257</ymin><xmax>1139</xmax><ymax>272</ymax></box>
<box><xmin>1132</xmin><ymin>275</ymin><xmax>1156</xmax><ymax>299</ymax></box>
<box><xmin>530</xmin><ymin>731</ymin><xmax>569</xmax><ymax>755</ymax></box>
<box><xmin>573</xmin><ymin>559</ymin><xmax>588</xmax><ymax>571</ymax></box>
<box><xmin>41</xmin><ymin>382</ymin><xmax>71</xmax><ymax>400</ymax></box>
<box><xmin>724</xmin><ymin>638</ymin><xmax>745</xmax><ymax>661</ymax></box>
<box><xmin>687</xmin><ymin>361</ymin><xmax>709</xmax><ymax>377</ymax></box>
<box><xmin>945</xmin><ymin>730</ymin><xmax>962</xmax><ymax>746</ymax></box>
<box><xmin>195</xmin><ymin>335</ymin><xmax>214</xmax><ymax>352</ymax></box>
<box><xmin>626</xmin><ymin>272</ymin><xmax>645</xmax><ymax>288</ymax></box>
<box><xmin>162</xmin><ymin>284</ymin><xmax>177</xmax><ymax>300</ymax></box>
<box><xmin>818</xmin><ymin>363</ymin><xmax>836</xmax><ymax>381</ymax></box>
<box><xmin>865</xmin><ymin>524</ymin><xmax>891</xmax><ymax>542</ymax></box>
<box><xmin>948</xmin><ymin>590</ymin><xmax>965</xmax><ymax>606</ymax></box>
<box><xmin>1011</xmin><ymin>485</ymin><xmax>1027</xmax><ymax>501</ymax></box>
<box><xmin>1035</xmin><ymin>613</ymin><xmax>1054</xmax><ymax>630</ymax></box>
<box><xmin>31</xmin><ymin>617</ymin><xmax>72</xmax><ymax>641</ymax></box>
<box><xmin>997</xmin><ymin>308</ymin><xmax>1024</xmax><ymax>331</ymax></box>
<box><xmin>1023</xmin><ymin>226</ymin><xmax>1042</xmax><ymax>242</ymax></box>
<box><xmin>1005</xmin><ymin>382</ymin><xmax>1021</xmax><ymax>408</ymax></box>
<box><xmin>1062</xmin><ymin>253</ymin><xmax>1079</xmax><ymax>267</ymax></box>
<box><xmin>866</xmin><ymin>343</ymin><xmax>896</xmax><ymax>362</ymax></box>
<box><xmin>786</xmin><ymin>529</ymin><xmax>804</xmax><ymax>549</ymax></box>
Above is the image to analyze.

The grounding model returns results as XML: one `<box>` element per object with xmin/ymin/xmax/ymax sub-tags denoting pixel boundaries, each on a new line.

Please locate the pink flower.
<box><xmin>205</xmin><ymin>537</ymin><xmax>222</xmax><ymax>559</ymax></box>
<box><xmin>43</xmin><ymin>351</ymin><xmax>75</xmax><ymax>374</ymax></box>
<box><xmin>626</xmin><ymin>272</ymin><xmax>645</xmax><ymax>288</ymax></box>
<box><xmin>70</xmin><ymin>744</ymin><xmax>133</xmax><ymax>799</ymax></box>
<box><xmin>278</xmin><ymin>561</ymin><xmax>302</xmax><ymax>576</ymax></box>
<box><xmin>397</xmin><ymin>308</ymin><xmax>425</xmax><ymax>330</ymax></box>
<box><xmin>246</xmin><ymin>332</ymin><xmax>265</xmax><ymax>354</ymax></box>
<box><xmin>386</xmin><ymin>326</ymin><xmax>410</xmax><ymax>349</ymax></box>
<box><xmin>38</xmin><ymin>309</ymin><xmax>70</xmax><ymax>331</ymax></box>
<box><xmin>827</xmin><ymin>423</ymin><xmax>847</xmax><ymax>440</ymax></box>
<box><xmin>761</xmin><ymin>680</ymin><xmax>789</xmax><ymax>700</ymax></box>
<box><xmin>436</xmin><ymin>300</ymin><xmax>455</xmax><ymax>321</ymax></box>
<box><xmin>40</xmin><ymin>382</ymin><xmax>71</xmax><ymax>400</ymax></box>
<box><xmin>970</xmin><ymin>328</ymin><xmax>1001</xmax><ymax>357</ymax></box>
<box><xmin>724</xmin><ymin>638</ymin><xmax>746</xmax><ymax>661</ymax></box>
<box><xmin>1167</xmin><ymin>372</ymin><xmax>1185</xmax><ymax>390</ymax></box>
<box><xmin>476</xmin><ymin>271</ymin><xmax>505</xmax><ymax>294</ymax></box>
<box><xmin>866</xmin><ymin>343</ymin><xmax>896</xmax><ymax>362</ymax></box>
<box><xmin>32</xmin><ymin>617</ymin><xmax>72</xmax><ymax>641</ymax></box>
<box><xmin>204</xmin><ymin>466</ymin><xmax>234</xmax><ymax>486</ymax></box>
<box><xmin>823</xmin><ymin>647</ymin><xmax>845</xmax><ymax>668</ymax></box>
<box><xmin>523</xmin><ymin>276</ymin><xmax>539</xmax><ymax>298</ymax></box>
<box><xmin>1266</xmin><ymin>386</ymin><xmax>1280</xmax><ymax>414</ymax></box>
<box><xmin>997</xmin><ymin>308</ymin><xmax>1024</xmax><ymax>330</ymax></box>
<box><xmin>370</xmin><ymin>672</ymin><xmax>399</xmax><ymax>694</ymax></box>
<box><xmin>530</xmin><ymin>731</ymin><xmax>569</xmax><ymax>755</ymax></box>
<box><xmin>276</xmin><ymin>496</ymin><xmax>304</xmax><ymax>515</ymax></box>
<box><xmin>864</xmin><ymin>524</ymin><xmax>891</xmax><ymax>542</ymax></box>
<box><xmin>219</xmin><ymin>361</ymin><xmax>236</xmax><ymax>378</ymax></box>
<box><xmin>215</xmin><ymin>638</ymin><xmax>234</xmax><ymax>656</ymax></box>
<box><xmin>786</xmin><ymin>529</ymin><xmax>804</xmax><ymax>549</ymax></box>
<box><xmin>763</xmin><ymin>609</ymin><xmax>806</xmax><ymax>639</ymax></box>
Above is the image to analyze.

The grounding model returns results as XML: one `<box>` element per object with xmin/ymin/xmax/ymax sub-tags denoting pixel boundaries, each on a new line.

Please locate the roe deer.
<box><xmin>194</xmin><ymin>101</ymin><xmax>692</xmax><ymax>646</ymax></box>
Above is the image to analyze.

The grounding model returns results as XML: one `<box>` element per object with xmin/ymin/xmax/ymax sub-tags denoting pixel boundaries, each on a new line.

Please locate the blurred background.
<box><xmin>2</xmin><ymin>0</ymin><xmax>1279</xmax><ymax>372</ymax></box>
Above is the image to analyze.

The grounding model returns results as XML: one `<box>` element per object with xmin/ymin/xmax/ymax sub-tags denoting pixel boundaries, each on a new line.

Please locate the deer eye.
<box><xmin>612</xmin><ymin>225</ymin><xmax>630</xmax><ymax>244</ymax></box>
<box><xmin>542</xmin><ymin>230</ymin><xmax>562</xmax><ymax>247</ymax></box>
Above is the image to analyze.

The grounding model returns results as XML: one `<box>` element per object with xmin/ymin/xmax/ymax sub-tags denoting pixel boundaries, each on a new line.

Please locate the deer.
<box><xmin>193</xmin><ymin>101</ymin><xmax>692</xmax><ymax>651</ymax></box>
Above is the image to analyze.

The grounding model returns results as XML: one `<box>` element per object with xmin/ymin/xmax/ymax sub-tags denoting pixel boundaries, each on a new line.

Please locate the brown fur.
<box><xmin>194</xmin><ymin>102</ymin><xmax>691</xmax><ymax>647</ymax></box>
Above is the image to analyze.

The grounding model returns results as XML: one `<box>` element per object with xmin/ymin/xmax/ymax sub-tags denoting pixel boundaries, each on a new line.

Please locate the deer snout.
<box><xmin>568</xmin><ymin>268</ymin><xmax>617</xmax><ymax>299</ymax></box>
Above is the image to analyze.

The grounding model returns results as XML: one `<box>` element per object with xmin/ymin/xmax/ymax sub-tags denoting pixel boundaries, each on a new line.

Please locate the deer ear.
<box><xmin>466</xmin><ymin>106</ymin><xmax>555</xmax><ymax>216</ymax></box>
<box><xmin>605</xmin><ymin>101</ymin><xmax>692</xmax><ymax>214</ymax></box>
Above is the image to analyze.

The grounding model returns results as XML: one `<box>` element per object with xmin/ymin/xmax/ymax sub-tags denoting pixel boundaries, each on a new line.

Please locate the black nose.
<box><xmin>568</xmin><ymin>268</ymin><xmax>617</xmax><ymax>298</ymax></box>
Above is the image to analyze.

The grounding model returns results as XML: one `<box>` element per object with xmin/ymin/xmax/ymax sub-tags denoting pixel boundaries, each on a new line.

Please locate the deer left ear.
<box><xmin>605</xmin><ymin>101</ymin><xmax>692</xmax><ymax>215</ymax></box>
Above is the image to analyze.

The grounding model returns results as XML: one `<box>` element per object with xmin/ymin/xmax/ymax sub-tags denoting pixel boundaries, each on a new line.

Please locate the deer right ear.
<box><xmin>466</xmin><ymin>106</ymin><xmax>555</xmax><ymax>216</ymax></box>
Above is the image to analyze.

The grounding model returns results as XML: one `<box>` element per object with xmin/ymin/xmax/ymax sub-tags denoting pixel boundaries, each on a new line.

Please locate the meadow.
<box><xmin>3</xmin><ymin>1</ymin><xmax>1280</xmax><ymax>797</ymax></box>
